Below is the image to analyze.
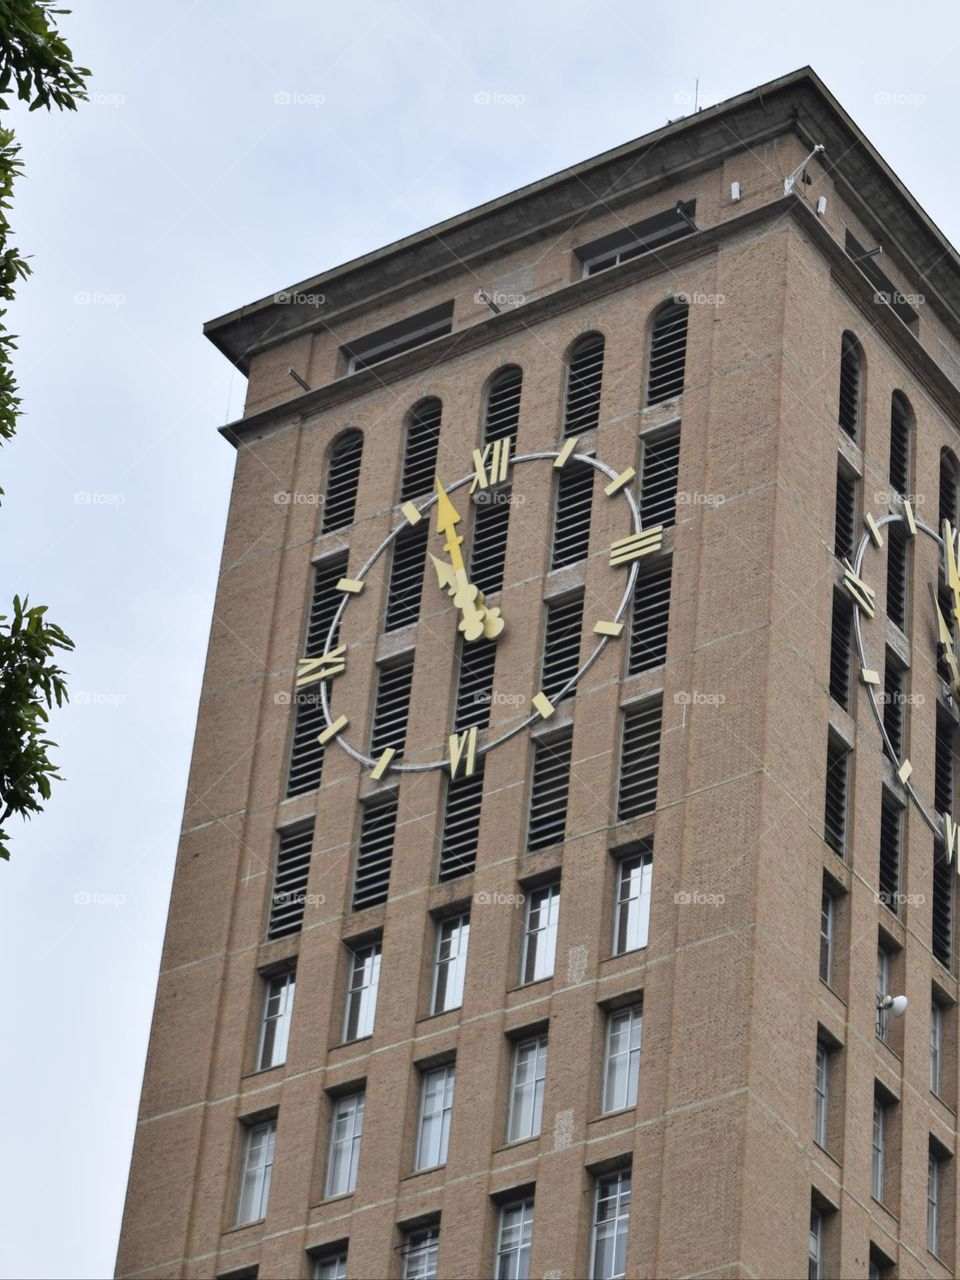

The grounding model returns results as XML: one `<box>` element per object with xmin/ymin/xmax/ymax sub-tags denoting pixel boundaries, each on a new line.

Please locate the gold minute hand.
<box><xmin>431</xmin><ymin>476</ymin><xmax>504</xmax><ymax>641</ymax></box>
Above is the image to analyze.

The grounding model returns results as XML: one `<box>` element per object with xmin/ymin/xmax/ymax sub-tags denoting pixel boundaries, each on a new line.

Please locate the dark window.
<box><xmin>936</xmin><ymin>710</ymin><xmax>954</xmax><ymax>816</ymax></box>
<box><xmin>834</xmin><ymin>465</ymin><xmax>857</xmax><ymax>561</ymax></box>
<box><xmin>941</xmin><ymin>448</ymin><xmax>960</xmax><ymax>530</ymax></box>
<box><xmin>352</xmin><ymin>794</ymin><xmax>398</xmax><ymax>911</ymax></box>
<box><xmin>528</xmin><ymin>731</ymin><xmax>573</xmax><ymax>852</ymax></box>
<box><xmin>551</xmin><ymin>462</ymin><xmax>594</xmax><ymax>569</ymax></box>
<box><xmin>322</xmin><ymin>431</ymin><xmax>363</xmax><ymax>533</ymax></box>
<box><xmin>578</xmin><ymin>201</ymin><xmax>696</xmax><ymax>275</ymax></box>
<box><xmin>878</xmin><ymin>791</ymin><xmax>902</xmax><ymax>914</ymax></box>
<box><xmin>882</xmin><ymin>652</ymin><xmax>905</xmax><ymax>759</ymax></box>
<box><xmin>541</xmin><ymin>593</ymin><xmax>583</xmax><ymax>703</ymax></box>
<box><xmin>385</xmin><ymin>523</ymin><xmax>428</xmax><ymax>632</ymax></box>
<box><xmin>640</xmin><ymin>430</ymin><xmax>681</xmax><ymax>529</ymax></box>
<box><xmin>454</xmin><ymin>638</ymin><xmax>497</xmax><ymax>732</ymax></box>
<box><xmin>618</xmin><ymin>699</ymin><xmax>663</xmax><ymax>821</ymax></box>
<box><xmin>820</xmin><ymin>880</ymin><xmax>835</xmax><ymax>985</ymax></box>
<box><xmin>400</xmin><ymin>399</ymin><xmax>442</xmax><ymax>501</ymax></box>
<box><xmin>469</xmin><ymin>495</ymin><xmax>510</xmax><ymax>597</ymax></box>
<box><xmin>370</xmin><ymin>655</ymin><xmax>414</xmax><ymax>759</ymax></box>
<box><xmin>829</xmin><ymin>590</ymin><xmax>853</xmax><ymax>711</ymax></box>
<box><xmin>933</xmin><ymin>842</ymin><xmax>954</xmax><ymax>970</ymax></box>
<box><xmin>646</xmin><ymin>301</ymin><xmax>688</xmax><ymax>405</ymax></box>
<box><xmin>483</xmin><ymin>366</ymin><xmax>522</xmax><ymax>443</ymax></box>
<box><xmin>440</xmin><ymin>765</ymin><xmax>484</xmax><ymax>880</ymax></box>
<box><xmin>886</xmin><ymin>523</ymin><xmax>908</xmax><ymax>631</ymax></box>
<box><xmin>889</xmin><ymin>393</ymin><xmax>912</xmax><ymax>496</ymax></box>
<box><xmin>838</xmin><ymin>332</ymin><xmax>862</xmax><ymax>440</ymax></box>
<box><xmin>629</xmin><ymin>556</ymin><xmax>671</xmax><ymax>674</ymax></box>
<box><xmin>563</xmin><ymin>333</ymin><xmax>605</xmax><ymax>436</ymax></box>
<box><xmin>343</xmin><ymin>300</ymin><xmax>453</xmax><ymax>372</ymax></box>
<box><xmin>268</xmin><ymin>823</ymin><xmax>314</xmax><ymax>939</ymax></box>
<box><xmin>824</xmin><ymin>736</ymin><xmax>850</xmax><ymax>856</ymax></box>
<box><xmin>287</xmin><ymin>554</ymin><xmax>347</xmax><ymax>797</ymax></box>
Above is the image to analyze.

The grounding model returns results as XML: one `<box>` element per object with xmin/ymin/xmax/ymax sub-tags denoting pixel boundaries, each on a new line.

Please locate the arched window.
<box><xmin>562</xmin><ymin>333</ymin><xmax>605</xmax><ymax>436</ymax></box>
<box><xmin>838</xmin><ymin>332</ymin><xmax>863</xmax><ymax>440</ymax></box>
<box><xmin>941</xmin><ymin>447</ymin><xmax>960</xmax><ymax>532</ymax></box>
<box><xmin>400</xmin><ymin>398</ymin><xmax>442</xmax><ymax>501</ymax></box>
<box><xmin>888</xmin><ymin>392</ymin><xmax>913</xmax><ymax>498</ymax></box>
<box><xmin>322</xmin><ymin>429</ymin><xmax>363</xmax><ymax>533</ymax></box>
<box><xmin>646</xmin><ymin>299</ymin><xmax>688</xmax><ymax>406</ymax></box>
<box><xmin>483</xmin><ymin>366</ymin><xmax>522</xmax><ymax>444</ymax></box>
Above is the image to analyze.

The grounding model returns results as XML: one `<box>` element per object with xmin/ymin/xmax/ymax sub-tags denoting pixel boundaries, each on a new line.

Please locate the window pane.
<box><xmin>591</xmin><ymin>1171</ymin><xmax>630</xmax><ymax>1280</ymax></box>
<box><xmin>403</xmin><ymin>1226</ymin><xmax>440</xmax><ymax>1280</ymax></box>
<box><xmin>259</xmin><ymin>971</ymin><xmax>295</xmax><ymax>1070</ymax></box>
<box><xmin>236</xmin><ymin>1121</ymin><xmax>276</xmax><ymax>1225</ymax></box>
<box><xmin>522</xmin><ymin>886</ymin><xmax>559</xmax><ymax>983</ymax></box>
<box><xmin>325</xmin><ymin>1092</ymin><xmax>364</xmax><ymax>1197</ymax></box>
<box><xmin>507</xmin><ymin>1037</ymin><xmax>547</xmax><ymax>1142</ymax></box>
<box><xmin>344</xmin><ymin>943</ymin><xmax>381</xmax><ymax>1041</ymax></box>
<box><xmin>496</xmin><ymin>1199</ymin><xmax>534</xmax><ymax>1280</ymax></box>
<box><xmin>417</xmin><ymin>1066</ymin><xmax>455</xmax><ymax>1169</ymax></box>
<box><xmin>602</xmin><ymin>1007</ymin><xmax>642</xmax><ymax>1113</ymax></box>
<box><xmin>433</xmin><ymin>916</ymin><xmax>469</xmax><ymax>1014</ymax></box>
<box><xmin>614</xmin><ymin>855</ymin><xmax>652</xmax><ymax>954</ymax></box>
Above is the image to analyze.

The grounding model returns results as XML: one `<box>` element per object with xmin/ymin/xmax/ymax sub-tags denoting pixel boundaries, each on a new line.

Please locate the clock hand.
<box><xmin>432</xmin><ymin>477</ymin><xmax>505</xmax><ymax>641</ymax></box>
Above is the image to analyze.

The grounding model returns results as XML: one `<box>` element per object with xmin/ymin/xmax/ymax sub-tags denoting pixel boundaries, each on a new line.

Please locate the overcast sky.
<box><xmin>0</xmin><ymin>2</ymin><xmax>958</xmax><ymax>1276</ymax></box>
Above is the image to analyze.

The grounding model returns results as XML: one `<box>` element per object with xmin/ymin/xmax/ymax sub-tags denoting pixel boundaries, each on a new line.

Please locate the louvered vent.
<box><xmin>454</xmin><ymin>639</ymin><xmax>497</xmax><ymax>732</ymax></box>
<box><xmin>878</xmin><ymin>792</ymin><xmax>902</xmax><ymax>912</ymax></box>
<box><xmin>941</xmin><ymin>450</ymin><xmax>959</xmax><ymax>529</ymax></box>
<box><xmin>440</xmin><ymin>764</ymin><xmax>484</xmax><ymax>880</ymax></box>
<box><xmin>933</xmin><ymin>841</ymin><xmax>954</xmax><ymax>969</ymax></box>
<box><xmin>829</xmin><ymin>590</ymin><xmax>852</xmax><ymax>711</ymax></box>
<box><xmin>886</xmin><ymin>524</ymin><xmax>907</xmax><ymax>631</ymax></box>
<box><xmin>541</xmin><ymin>594</ymin><xmax>583</xmax><ymax>702</ymax></box>
<box><xmin>484</xmin><ymin>367</ymin><xmax>522</xmax><ymax>443</ymax></box>
<box><xmin>352</xmin><ymin>794</ymin><xmax>398</xmax><ymax>911</ymax></box>
<box><xmin>287</xmin><ymin>554</ymin><xmax>348</xmax><ymax>798</ymax></box>
<box><xmin>385</xmin><ymin>523</ymin><xmax>428</xmax><ymax>631</ymax></box>
<box><xmin>469</xmin><ymin>496</ymin><xmax>510</xmax><ymax>596</ymax></box>
<box><xmin>824</xmin><ymin>736</ymin><xmax>849</xmax><ymax>856</ymax></box>
<box><xmin>640</xmin><ymin>431</ymin><xmax>680</xmax><ymax>529</ymax></box>
<box><xmin>400</xmin><ymin>399</ymin><xmax>442</xmax><ymax>501</ymax></box>
<box><xmin>834</xmin><ymin>467</ymin><xmax>857</xmax><ymax>561</ymax></box>
<box><xmin>528</xmin><ymin>732</ymin><xmax>573</xmax><ymax>852</ymax></box>
<box><xmin>838</xmin><ymin>333</ymin><xmax>861</xmax><ymax>440</ymax></box>
<box><xmin>617</xmin><ymin>699</ymin><xmax>663</xmax><ymax>821</ymax></box>
<box><xmin>889</xmin><ymin>394</ymin><xmax>911</xmax><ymax>495</ymax></box>
<box><xmin>646</xmin><ymin>301</ymin><xmax>688</xmax><ymax>405</ymax></box>
<box><xmin>629</xmin><ymin>557</ymin><xmax>671</xmax><ymax>674</ymax></box>
<box><xmin>551</xmin><ymin>462</ymin><xmax>593</xmax><ymax>569</ymax></box>
<box><xmin>935</xmin><ymin>711</ymin><xmax>954</xmax><ymax>815</ymax></box>
<box><xmin>883</xmin><ymin>656</ymin><xmax>904</xmax><ymax>760</ymax></box>
<box><xmin>322</xmin><ymin>431</ymin><xmax>363</xmax><ymax>532</ymax></box>
<box><xmin>371</xmin><ymin>656</ymin><xmax>414</xmax><ymax>759</ymax></box>
<box><xmin>268</xmin><ymin>823</ymin><xmax>314</xmax><ymax>939</ymax></box>
<box><xmin>563</xmin><ymin>334</ymin><xmax>605</xmax><ymax>436</ymax></box>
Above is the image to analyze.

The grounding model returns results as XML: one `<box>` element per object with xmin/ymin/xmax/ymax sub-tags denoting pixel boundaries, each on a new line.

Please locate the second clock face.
<box><xmin>297</xmin><ymin>441</ymin><xmax>664</xmax><ymax>780</ymax></box>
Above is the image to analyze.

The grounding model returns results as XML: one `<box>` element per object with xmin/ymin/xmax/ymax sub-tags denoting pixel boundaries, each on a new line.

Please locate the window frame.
<box><xmin>324</xmin><ymin>1091</ymin><xmax>365</xmax><ymax>1199</ymax></box>
<box><xmin>589</xmin><ymin>1168</ymin><xmax>631</xmax><ymax>1280</ymax></box>
<box><xmin>257</xmin><ymin>968</ymin><xmax>296</xmax><ymax>1072</ymax></box>
<box><xmin>415</xmin><ymin>1063</ymin><xmax>456</xmax><ymax>1171</ymax></box>
<box><xmin>431</xmin><ymin>913</ymin><xmax>470</xmax><ymax>1015</ymax></box>
<box><xmin>602</xmin><ymin>1003</ymin><xmax>643</xmax><ymax>1114</ymax></box>
<box><xmin>506</xmin><ymin>1033</ymin><xmax>548</xmax><ymax>1144</ymax></box>
<box><xmin>613</xmin><ymin>846</ymin><xmax>653</xmax><ymax>955</ymax></box>
<box><xmin>520</xmin><ymin>883</ymin><xmax>560</xmax><ymax>985</ymax></box>
<box><xmin>343</xmin><ymin>939</ymin><xmax>382</xmax><ymax>1043</ymax></box>
<box><xmin>235</xmin><ymin>1118</ymin><xmax>277</xmax><ymax>1227</ymax></box>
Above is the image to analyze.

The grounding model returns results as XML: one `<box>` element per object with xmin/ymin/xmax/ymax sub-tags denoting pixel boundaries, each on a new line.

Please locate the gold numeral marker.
<box><xmin>532</xmin><ymin>692</ymin><xmax>554</xmax><ymax>719</ymax></box>
<box><xmin>902</xmin><ymin>499</ymin><xmax>917</xmax><ymax>536</ymax></box>
<box><xmin>897</xmin><ymin>758</ymin><xmax>912</xmax><ymax>784</ymax></box>
<box><xmin>865</xmin><ymin>512</ymin><xmax>884</xmax><ymax>548</ymax></box>
<box><xmin>371</xmin><ymin>748</ymin><xmax>396</xmax><ymax>780</ymax></box>
<box><xmin>610</xmin><ymin>526</ymin><xmax>663</xmax><ymax>566</ymax></box>
<box><xmin>841</xmin><ymin>561</ymin><xmax>876</xmax><ymax>618</ymax></box>
<box><xmin>318</xmin><ymin>714</ymin><xmax>348</xmax><ymax>745</ymax></box>
<box><xmin>860</xmin><ymin>668</ymin><xmax>880</xmax><ymax>685</ymax></box>
<box><xmin>337</xmin><ymin>578</ymin><xmax>364</xmax><ymax>594</ymax></box>
<box><xmin>944</xmin><ymin>813</ymin><xmax>960</xmax><ymax>868</ymax></box>
<box><xmin>604</xmin><ymin>467</ymin><xmax>635</xmax><ymax>497</ymax></box>
<box><xmin>470</xmin><ymin>439</ymin><xmax>512</xmax><ymax>491</ymax></box>
<box><xmin>554</xmin><ymin>437</ymin><xmax>578</xmax><ymax>468</ymax></box>
<box><xmin>297</xmin><ymin>647</ymin><xmax>346</xmax><ymax>686</ymax></box>
<box><xmin>401</xmin><ymin>501</ymin><xmax>422</xmax><ymax>526</ymax></box>
<box><xmin>594</xmin><ymin>620</ymin><xmax>624</xmax><ymax>637</ymax></box>
<box><xmin>448</xmin><ymin>725</ymin><xmax>478</xmax><ymax>778</ymax></box>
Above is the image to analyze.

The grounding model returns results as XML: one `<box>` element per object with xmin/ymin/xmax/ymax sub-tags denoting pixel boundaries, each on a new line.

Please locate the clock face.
<box><xmin>297</xmin><ymin>441</ymin><xmax>662</xmax><ymax>780</ymax></box>
<box><xmin>848</xmin><ymin>503</ymin><xmax>960</xmax><ymax>850</ymax></box>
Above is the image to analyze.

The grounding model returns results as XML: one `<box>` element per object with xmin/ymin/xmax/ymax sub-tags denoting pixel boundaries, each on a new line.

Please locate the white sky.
<box><xmin>0</xmin><ymin>2</ymin><xmax>957</xmax><ymax>1275</ymax></box>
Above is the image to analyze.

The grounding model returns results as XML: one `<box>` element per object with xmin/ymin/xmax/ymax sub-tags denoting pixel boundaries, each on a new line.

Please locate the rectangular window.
<box><xmin>507</xmin><ymin>1034</ymin><xmax>548</xmax><ymax>1143</ymax></box>
<box><xmin>370</xmin><ymin>655</ymin><xmax>414</xmax><ymax>759</ymax></box>
<box><xmin>268</xmin><ymin>824</ymin><xmax>314</xmax><ymax>940</ymax></box>
<box><xmin>928</xmin><ymin>1145</ymin><xmax>943</xmax><ymax>1255</ymax></box>
<box><xmin>551</xmin><ymin>461</ymin><xmax>594</xmax><ymax>570</ymax></box>
<box><xmin>808</xmin><ymin>1205</ymin><xmax>824</xmax><ymax>1279</ymax></box>
<box><xmin>876</xmin><ymin>947</ymin><xmax>891</xmax><ymax>1042</ymax></box>
<box><xmin>602</xmin><ymin>1004</ymin><xmax>642</xmax><ymax>1113</ymax></box>
<box><xmin>814</xmin><ymin>1042</ymin><xmax>829</xmax><ymax>1148</ymax></box>
<box><xmin>439</xmin><ymin>763</ymin><xmax>485</xmax><ymax>881</ymax></box>
<box><xmin>824</xmin><ymin>735</ymin><xmax>850</xmax><ymax>857</ymax></box>
<box><xmin>834</xmin><ymin>464</ymin><xmax>857</xmax><ymax>561</ymax></box>
<box><xmin>527</xmin><ymin>731</ymin><xmax>573</xmax><ymax>852</ymax></box>
<box><xmin>613</xmin><ymin>845</ymin><xmax>653</xmax><ymax>954</ymax></box>
<box><xmin>577</xmin><ymin>201</ymin><xmax>695</xmax><ymax>275</ymax></box>
<box><xmin>819</xmin><ymin>883</ymin><xmax>835</xmax><ymax>985</ymax></box>
<box><xmin>629</xmin><ymin>556</ymin><xmax>671</xmax><ymax>674</ymax></box>
<box><xmin>521</xmin><ymin>884</ymin><xmax>560</xmax><ymax>984</ymax></box>
<box><xmin>872</xmin><ymin>1092</ymin><xmax>886</xmax><ymax>1202</ymax></box>
<box><xmin>454</xmin><ymin>637</ymin><xmax>497</xmax><ymax>732</ymax></box>
<box><xmin>432</xmin><ymin>914</ymin><xmax>469</xmax><ymax>1014</ymax></box>
<box><xmin>416</xmin><ymin>1065</ymin><xmax>455</xmax><ymax>1170</ymax></box>
<box><xmin>469</xmin><ymin>494</ymin><xmax>510</xmax><ymax>598</ymax></box>
<box><xmin>617</xmin><ymin>699</ymin><xmax>663</xmax><ymax>821</ymax></box>
<box><xmin>344</xmin><ymin>941</ymin><xmax>381</xmax><ymax>1042</ymax></box>
<box><xmin>344</xmin><ymin>300</ymin><xmax>453</xmax><ymax>372</ymax></box>
<box><xmin>402</xmin><ymin>1224</ymin><xmax>440</xmax><ymax>1280</ymax></box>
<box><xmin>540</xmin><ymin>592</ymin><xmax>584</xmax><ymax>703</ymax></box>
<box><xmin>886</xmin><ymin>523</ymin><xmax>908</xmax><ymax>631</ymax></box>
<box><xmin>288</xmin><ymin>554</ymin><xmax>347</xmax><ymax>797</ymax></box>
<box><xmin>236</xmin><ymin>1119</ymin><xmax>276</xmax><ymax>1226</ymax></box>
<box><xmin>385</xmin><ymin>523</ymin><xmax>429</xmax><ymax>632</ymax></box>
<box><xmin>313</xmin><ymin>1253</ymin><xmax>348</xmax><ymax>1280</ymax></box>
<box><xmin>352</xmin><ymin>793</ymin><xmax>398</xmax><ymax>911</ymax></box>
<box><xmin>932</xmin><ymin>1000</ymin><xmax>944</xmax><ymax>1095</ymax></box>
<box><xmin>639</xmin><ymin>429</ymin><xmax>680</xmax><ymax>530</ymax></box>
<box><xmin>878</xmin><ymin>790</ymin><xmax>902</xmax><ymax>914</ymax></box>
<box><xmin>325</xmin><ymin>1092</ymin><xmax>364</xmax><ymax>1198</ymax></box>
<box><xmin>258</xmin><ymin>970</ymin><xmax>295</xmax><ymax>1071</ymax></box>
<box><xmin>496</xmin><ymin>1198</ymin><xmax>534</xmax><ymax>1280</ymax></box>
<box><xmin>882</xmin><ymin>651</ymin><xmax>905</xmax><ymax>759</ymax></box>
<box><xmin>590</xmin><ymin>1169</ymin><xmax>631</xmax><ymax>1280</ymax></box>
<box><xmin>829</xmin><ymin>589</ymin><xmax>853</xmax><ymax>710</ymax></box>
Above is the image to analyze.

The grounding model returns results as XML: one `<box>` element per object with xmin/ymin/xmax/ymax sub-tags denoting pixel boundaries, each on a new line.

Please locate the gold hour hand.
<box><xmin>433</xmin><ymin>476</ymin><xmax>505</xmax><ymax>641</ymax></box>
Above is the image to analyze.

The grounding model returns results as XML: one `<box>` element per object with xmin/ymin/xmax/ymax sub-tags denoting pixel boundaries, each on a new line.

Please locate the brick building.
<box><xmin>116</xmin><ymin>68</ymin><xmax>960</xmax><ymax>1279</ymax></box>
